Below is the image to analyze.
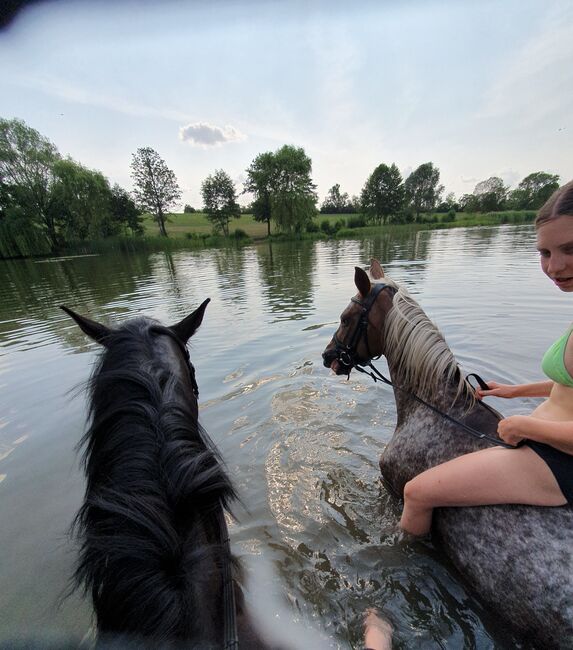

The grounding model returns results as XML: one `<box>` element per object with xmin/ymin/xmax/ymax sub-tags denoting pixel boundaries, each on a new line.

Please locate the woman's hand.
<box><xmin>497</xmin><ymin>415</ymin><xmax>532</xmax><ymax>445</ymax></box>
<box><xmin>476</xmin><ymin>381</ymin><xmax>516</xmax><ymax>400</ymax></box>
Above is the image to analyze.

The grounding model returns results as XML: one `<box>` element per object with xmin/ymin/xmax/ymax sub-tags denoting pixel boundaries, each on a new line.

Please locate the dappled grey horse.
<box><xmin>322</xmin><ymin>260</ymin><xmax>573</xmax><ymax>648</ymax></box>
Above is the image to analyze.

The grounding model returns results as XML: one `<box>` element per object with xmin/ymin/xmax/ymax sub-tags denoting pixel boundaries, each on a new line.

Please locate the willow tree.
<box><xmin>130</xmin><ymin>147</ymin><xmax>181</xmax><ymax>236</ymax></box>
<box><xmin>0</xmin><ymin>117</ymin><xmax>60</xmax><ymax>247</ymax></box>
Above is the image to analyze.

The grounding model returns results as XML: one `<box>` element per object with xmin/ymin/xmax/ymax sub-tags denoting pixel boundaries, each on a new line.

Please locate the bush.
<box><xmin>347</xmin><ymin>215</ymin><xmax>366</xmax><ymax>228</ymax></box>
<box><xmin>320</xmin><ymin>220</ymin><xmax>333</xmax><ymax>235</ymax></box>
<box><xmin>440</xmin><ymin>210</ymin><xmax>456</xmax><ymax>223</ymax></box>
<box><xmin>233</xmin><ymin>228</ymin><xmax>249</xmax><ymax>240</ymax></box>
<box><xmin>306</xmin><ymin>221</ymin><xmax>320</xmax><ymax>233</ymax></box>
<box><xmin>334</xmin><ymin>219</ymin><xmax>346</xmax><ymax>232</ymax></box>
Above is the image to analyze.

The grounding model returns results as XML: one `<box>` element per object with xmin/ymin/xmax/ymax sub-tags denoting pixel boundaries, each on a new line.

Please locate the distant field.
<box><xmin>142</xmin><ymin>210</ymin><xmax>536</xmax><ymax>239</ymax></box>
<box><xmin>143</xmin><ymin>213</ymin><xmax>354</xmax><ymax>238</ymax></box>
<box><xmin>143</xmin><ymin>213</ymin><xmax>268</xmax><ymax>238</ymax></box>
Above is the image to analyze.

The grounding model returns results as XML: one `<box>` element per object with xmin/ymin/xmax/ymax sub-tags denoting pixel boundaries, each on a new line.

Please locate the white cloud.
<box><xmin>179</xmin><ymin>122</ymin><xmax>246</xmax><ymax>147</ymax></box>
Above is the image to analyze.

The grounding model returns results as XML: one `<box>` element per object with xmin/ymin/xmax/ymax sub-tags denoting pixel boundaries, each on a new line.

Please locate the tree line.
<box><xmin>0</xmin><ymin>116</ymin><xmax>561</xmax><ymax>257</ymax></box>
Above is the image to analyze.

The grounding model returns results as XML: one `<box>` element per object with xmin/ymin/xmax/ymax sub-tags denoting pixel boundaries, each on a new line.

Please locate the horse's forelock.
<box><xmin>383</xmin><ymin>282</ymin><xmax>473</xmax><ymax>406</ymax></box>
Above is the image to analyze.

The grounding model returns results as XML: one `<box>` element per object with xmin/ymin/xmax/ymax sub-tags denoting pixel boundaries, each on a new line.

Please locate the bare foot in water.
<box><xmin>363</xmin><ymin>608</ymin><xmax>393</xmax><ymax>650</ymax></box>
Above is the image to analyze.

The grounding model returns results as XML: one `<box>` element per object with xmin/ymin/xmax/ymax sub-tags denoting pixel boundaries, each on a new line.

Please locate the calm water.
<box><xmin>1</xmin><ymin>226</ymin><xmax>570</xmax><ymax>648</ymax></box>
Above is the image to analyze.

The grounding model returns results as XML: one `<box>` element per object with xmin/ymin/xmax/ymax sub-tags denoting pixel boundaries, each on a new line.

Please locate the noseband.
<box><xmin>332</xmin><ymin>282</ymin><xmax>396</xmax><ymax>374</ymax></box>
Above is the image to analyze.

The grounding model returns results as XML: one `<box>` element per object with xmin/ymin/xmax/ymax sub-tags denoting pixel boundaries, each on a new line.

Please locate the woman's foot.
<box><xmin>363</xmin><ymin>608</ymin><xmax>393</xmax><ymax>650</ymax></box>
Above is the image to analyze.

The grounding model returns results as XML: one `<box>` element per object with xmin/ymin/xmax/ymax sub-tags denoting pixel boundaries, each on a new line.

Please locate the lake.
<box><xmin>0</xmin><ymin>225</ymin><xmax>570</xmax><ymax>648</ymax></box>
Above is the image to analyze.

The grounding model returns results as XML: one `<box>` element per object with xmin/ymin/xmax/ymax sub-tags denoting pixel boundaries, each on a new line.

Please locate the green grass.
<box><xmin>143</xmin><ymin>213</ymin><xmax>269</xmax><ymax>238</ymax></box>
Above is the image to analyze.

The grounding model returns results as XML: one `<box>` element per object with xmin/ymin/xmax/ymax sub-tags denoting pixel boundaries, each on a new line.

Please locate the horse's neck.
<box><xmin>384</xmin><ymin>348</ymin><xmax>463</xmax><ymax>415</ymax></box>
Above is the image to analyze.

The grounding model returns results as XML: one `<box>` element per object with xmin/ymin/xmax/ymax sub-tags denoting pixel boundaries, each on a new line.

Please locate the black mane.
<box><xmin>73</xmin><ymin>317</ymin><xmax>237</xmax><ymax>642</ymax></box>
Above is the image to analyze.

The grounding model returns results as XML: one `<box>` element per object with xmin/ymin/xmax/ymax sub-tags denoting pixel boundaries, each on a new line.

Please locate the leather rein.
<box><xmin>330</xmin><ymin>283</ymin><xmax>522</xmax><ymax>450</ymax></box>
<box><xmin>150</xmin><ymin>326</ymin><xmax>239</xmax><ymax>650</ymax></box>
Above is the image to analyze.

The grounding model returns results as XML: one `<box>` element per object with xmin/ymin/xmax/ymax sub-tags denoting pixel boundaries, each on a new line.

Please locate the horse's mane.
<box><xmin>381</xmin><ymin>279</ymin><xmax>474</xmax><ymax>406</ymax></box>
<box><xmin>73</xmin><ymin>317</ymin><xmax>237</xmax><ymax>640</ymax></box>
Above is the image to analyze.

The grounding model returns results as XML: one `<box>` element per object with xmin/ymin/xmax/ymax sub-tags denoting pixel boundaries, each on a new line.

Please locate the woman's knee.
<box><xmin>403</xmin><ymin>475</ymin><xmax>430</xmax><ymax>507</ymax></box>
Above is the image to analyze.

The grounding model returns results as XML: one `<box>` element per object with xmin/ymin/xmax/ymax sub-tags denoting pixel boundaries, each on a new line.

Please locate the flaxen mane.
<box><xmin>381</xmin><ymin>279</ymin><xmax>474</xmax><ymax>406</ymax></box>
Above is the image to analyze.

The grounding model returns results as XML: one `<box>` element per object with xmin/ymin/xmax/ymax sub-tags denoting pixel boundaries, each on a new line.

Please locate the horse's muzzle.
<box><xmin>322</xmin><ymin>346</ymin><xmax>351</xmax><ymax>375</ymax></box>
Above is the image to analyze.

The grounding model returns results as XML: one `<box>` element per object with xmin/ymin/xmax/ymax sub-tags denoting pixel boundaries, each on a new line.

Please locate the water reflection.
<box><xmin>256</xmin><ymin>241</ymin><xmax>316</xmax><ymax>321</ymax></box>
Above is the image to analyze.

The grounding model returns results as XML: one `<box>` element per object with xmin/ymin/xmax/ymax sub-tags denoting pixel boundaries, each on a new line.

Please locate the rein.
<box><xmin>150</xmin><ymin>325</ymin><xmax>239</xmax><ymax>650</ymax></box>
<box><xmin>354</xmin><ymin>362</ymin><xmax>522</xmax><ymax>450</ymax></box>
<box><xmin>331</xmin><ymin>284</ymin><xmax>522</xmax><ymax>451</ymax></box>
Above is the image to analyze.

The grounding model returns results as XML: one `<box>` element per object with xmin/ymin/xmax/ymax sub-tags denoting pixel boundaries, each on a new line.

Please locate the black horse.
<box><xmin>62</xmin><ymin>301</ymin><xmax>270</xmax><ymax>649</ymax></box>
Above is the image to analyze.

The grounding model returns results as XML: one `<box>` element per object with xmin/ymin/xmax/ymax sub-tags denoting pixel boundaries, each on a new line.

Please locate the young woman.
<box><xmin>400</xmin><ymin>180</ymin><xmax>573</xmax><ymax>536</ymax></box>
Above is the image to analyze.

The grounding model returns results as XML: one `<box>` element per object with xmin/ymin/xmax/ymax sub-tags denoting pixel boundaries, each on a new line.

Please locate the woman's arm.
<box><xmin>476</xmin><ymin>380</ymin><xmax>554</xmax><ymax>399</ymax></box>
<box><xmin>498</xmin><ymin>415</ymin><xmax>573</xmax><ymax>454</ymax></box>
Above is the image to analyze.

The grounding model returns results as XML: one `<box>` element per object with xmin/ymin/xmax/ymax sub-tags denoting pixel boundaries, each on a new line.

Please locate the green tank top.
<box><xmin>541</xmin><ymin>326</ymin><xmax>573</xmax><ymax>388</ymax></box>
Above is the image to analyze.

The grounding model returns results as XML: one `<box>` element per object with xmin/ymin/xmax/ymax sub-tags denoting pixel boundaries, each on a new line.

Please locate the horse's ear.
<box><xmin>354</xmin><ymin>267</ymin><xmax>371</xmax><ymax>297</ymax></box>
<box><xmin>60</xmin><ymin>306</ymin><xmax>111</xmax><ymax>346</ymax></box>
<box><xmin>370</xmin><ymin>258</ymin><xmax>385</xmax><ymax>280</ymax></box>
<box><xmin>170</xmin><ymin>298</ymin><xmax>210</xmax><ymax>343</ymax></box>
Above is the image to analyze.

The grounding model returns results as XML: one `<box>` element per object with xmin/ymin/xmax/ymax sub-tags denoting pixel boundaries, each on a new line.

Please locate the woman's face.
<box><xmin>537</xmin><ymin>215</ymin><xmax>573</xmax><ymax>292</ymax></box>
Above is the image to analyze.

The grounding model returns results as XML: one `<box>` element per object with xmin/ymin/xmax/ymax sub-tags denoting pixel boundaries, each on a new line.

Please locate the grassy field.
<box><xmin>143</xmin><ymin>213</ymin><xmax>269</xmax><ymax>238</ymax></box>
<box><xmin>143</xmin><ymin>210</ymin><xmax>537</xmax><ymax>239</ymax></box>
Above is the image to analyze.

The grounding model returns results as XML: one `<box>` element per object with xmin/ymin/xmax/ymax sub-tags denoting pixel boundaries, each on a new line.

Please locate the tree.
<box><xmin>244</xmin><ymin>151</ymin><xmax>275</xmax><ymax>236</ymax></box>
<box><xmin>360</xmin><ymin>163</ymin><xmax>404</xmax><ymax>225</ymax></box>
<box><xmin>0</xmin><ymin>117</ymin><xmax>60</xmax><ymax>247</ymax></box>
<box><xmin>509</xmin><ymin>172</ymin><xmax>560</xmax><ymax>210</ymax></box>
<box><xmin>473</xmin><ymin>176</ymin><xmax>508</xmax><ymax>212</ymax></box>
<box><xmin>321</xmin><ymin>184</ymin><xmax>351</xmax><ymax>214</ymax></box>
<box><xmin>110</xmin><ymin>184</ymin><xmax>144</xmax><ymax>235</ymax></box>
<box><xmin>436</xmin><ymin>192</ymin><xmax>459</xmax><ymax>213</ymax></box>
<box><xmin>404</xmin><ymin>162</ymin><xmax>444</xmax><ymax>219</ymax></box>
<box><xmin>201</xmin><ymin>169</ymin><xmax>241</xmax><ymax>236</ymax></box>
<box><xmin>48</xmin><ymin>159</ymin><xmax>116</xmax><ymax>240</ymax></box>
<box><xmin>244</xmin><ymin>145</ymin><xmax>317</xmax><ymax>234</ymax></box>
<box><xmin>130</xmin><ymin>147</ymin><xmax>181</xmax><ymax>237</ymax></box>
<box><xmin>269</xmin><ymin>145</ymin><xmax>317</xmax><ymax>233</ymax></box>
<box><xmin>183</xmin><ymin>204</ymin><xmax>196</xmax><ymax>213</ymax></box>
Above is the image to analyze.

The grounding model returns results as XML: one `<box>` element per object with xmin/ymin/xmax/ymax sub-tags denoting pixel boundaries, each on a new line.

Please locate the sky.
<box><xmin>0</xmin><ymin>0</ymin><xmax>572</xmax><ymax>209</ymax></box>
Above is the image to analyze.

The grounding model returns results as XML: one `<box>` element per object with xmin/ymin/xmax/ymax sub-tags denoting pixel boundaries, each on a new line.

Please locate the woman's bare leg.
<box><xmin>400</xmin><ymin>446</ymin><xmax>567</xmax><ymax>536</ymax></box>
<box><xmin>363</xmin><ymin>609</ymin><xmax>393</xmax><ymax>650</ymax></box>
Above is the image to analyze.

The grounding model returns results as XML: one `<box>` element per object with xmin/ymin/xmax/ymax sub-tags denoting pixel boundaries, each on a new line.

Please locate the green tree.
<box><xmin>130</xmin><ymin>147</ymin><xmax>181</xmax><ymax>237</ymax></box>
<box><xmin>320</xmin><ymin>183</ymin><xmax>351</xmax><ymax>214</ymax></box>
<box><xmin>49</xmin><ymin>159</ymin><xmax>114</xmax><ymax>240</ymax></box>
<box><xmin>404</xmin><ymin>162</ymin><xmax>444</xmax><ymax>219</ymax></box>
<box><xmin>473</xmin><ymin>177</ymin><xmax>508</xmax><ymax>212</ymax></box>
<box><xmin>361</xmin><ymin>163</ymin><xmax>404</xmax><ymax>225</ymax></box>
<box><xmin>270</xmin><ymin>145</ymin><xmax>317</xmax><ymax>233</ymax></box>
<box><xmin>509</xmin><ymin>172</ymin><xmax>560</xmax><ymax>210</ymax></box>
<box><xmin>201</xmin><ymin>169</ymin><xmax>241</xmax><ymax>236</ymax></box>
<box><xmin>0</xmin><ymin>117</ymin><xmax>60</xmax><ymax>247</ymax></box>
<box><xmin>245</xmin><ymin>145</ymin><xmax>317</xmax><ymax>234</ymax></box>
<box><xmin>244</xmin><ymin>151</ymin><xmax>275</xmax><ymax>236</ymax></box>
<box><xmin>436</xmin><ymin>192</ymin><xmax>459</xmax><ymax>212</ymax></box>
<box><xmin>110</xmin><ymin>184</ymin><xmax>144</xmax><ymax>235</ymax></box>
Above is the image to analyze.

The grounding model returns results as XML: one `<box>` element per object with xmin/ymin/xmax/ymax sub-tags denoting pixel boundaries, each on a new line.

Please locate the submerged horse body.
<box><xmin>63</xmin><ymin>303</ymin><xmax>269</xmax><ymax>648</ymax></box>
<box><xmin>322</xmin><ymin>263</ymin><xmax>573</xmax><ymax>648</ymax></box>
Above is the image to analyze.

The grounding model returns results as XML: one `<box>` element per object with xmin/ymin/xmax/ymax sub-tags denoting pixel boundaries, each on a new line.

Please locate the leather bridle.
<box><xmin>326</xmin><ymin>284</ymin><xmax>522</xmax><ymax>450</ymax></box>
<box><xmin>330</xmin><ymin>282</ymin><xmax>396</xmax><ymax>375</ymax></box>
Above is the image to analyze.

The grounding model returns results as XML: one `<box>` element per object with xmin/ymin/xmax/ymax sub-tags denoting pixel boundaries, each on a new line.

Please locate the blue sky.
<box><xmin>1</xmin><ymin>0</ymin><xmax>571</xmax><ymax>208</ymax></box>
